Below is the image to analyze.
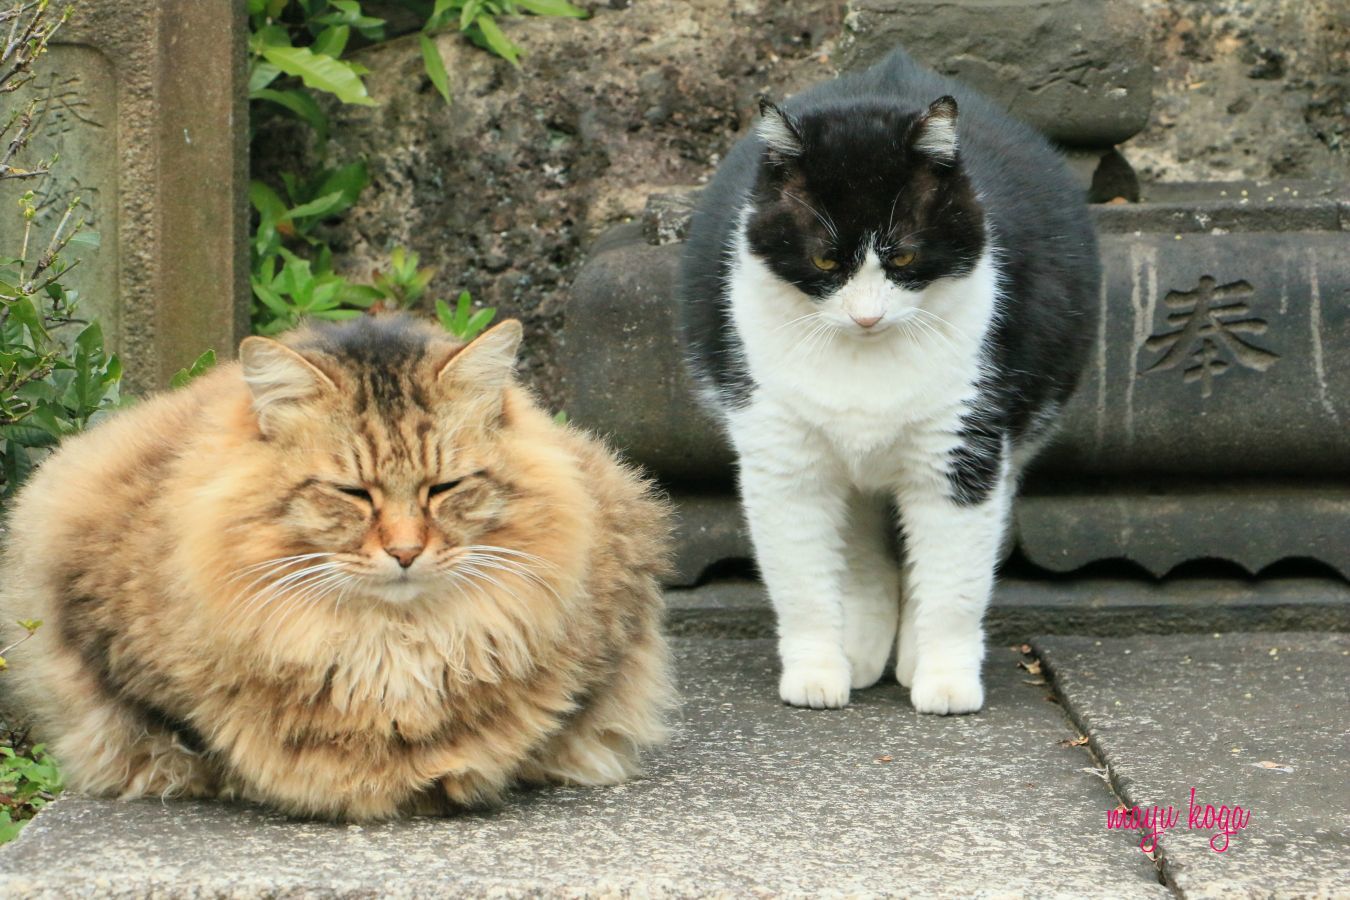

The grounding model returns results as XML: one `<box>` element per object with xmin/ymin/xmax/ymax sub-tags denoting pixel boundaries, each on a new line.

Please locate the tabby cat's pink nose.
<box><xmin>385</xmin><ymin>545</ymin><xmax>424</xmax><ymax>568</ymax></box>
<box><xmin>851</xmin><ymin>314</ymin><xmax>883</xmax><ymax>329</ymax></box>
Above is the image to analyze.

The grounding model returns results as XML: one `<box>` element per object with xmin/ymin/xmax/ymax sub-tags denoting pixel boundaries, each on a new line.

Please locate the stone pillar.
<box><xmin>0</xmin><ymin>1</ymin><xmax>249</xmax><ymax>392</ymax></box>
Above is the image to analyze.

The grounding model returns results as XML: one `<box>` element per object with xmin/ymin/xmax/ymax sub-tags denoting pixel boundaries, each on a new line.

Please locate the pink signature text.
<box><xmin>1106</xmin><ymin>788</ymin><xmax>1252</xmax><ymax>853</ymax></box>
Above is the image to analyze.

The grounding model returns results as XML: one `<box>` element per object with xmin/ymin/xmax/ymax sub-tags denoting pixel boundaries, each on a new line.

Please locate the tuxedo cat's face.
<box><xmin>745</xmin><ymin>97</ymin><xmax>986</xmax><ymax>337</ymax></box>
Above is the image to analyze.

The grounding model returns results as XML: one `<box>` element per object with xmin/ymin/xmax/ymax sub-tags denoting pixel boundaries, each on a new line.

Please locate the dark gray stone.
<box><xmin>563</xmin><ymin>182</ymin><xmax>1350</xmax><ymax>577</ymax></box>
<box><xmin>0</xmin><ymin>639</ymin><xmax>1167</xmax><ymax>898</ymax></box>
<box><xmin>666</xmin><ymin>578</ymin><xmax>1350</xmax><ymax>641</ymax></box>
<box><xmin>1034</xmin><ymin>632</ymin><xmax>1350</xmax><ymax>897</ymax></box>
<box><xmin>838</xmin><ymin>0</ymin><xmax>1155</xmax><ymax>146</ymax></box>
<box><xmin>563</xmin><ymin>231</ymin><xmax>733</xmax><ymax>484</ymax></box>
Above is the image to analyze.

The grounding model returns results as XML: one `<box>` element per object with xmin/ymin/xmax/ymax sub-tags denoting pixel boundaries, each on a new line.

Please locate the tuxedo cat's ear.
<box><xmin>437</xmin><ymin>319</ymin><xmax>523</xmax><ymax>398</ymax></box>
<box><xmin>914</xmin><ymin>96</ymin><xmax>959</xmax><ymax>164</ymax></box>
<box><xmin>239</xmin><ymin>337</ymin><xmax>338</xmax><ymax>428</ymax></box>
<box><xmin>756</xmin><ymin>97</ymin><xmax>803</xmax><ymax>161</ymax></box>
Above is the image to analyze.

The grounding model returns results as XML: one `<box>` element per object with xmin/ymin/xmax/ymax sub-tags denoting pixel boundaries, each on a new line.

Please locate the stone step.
<box><xmin>666</xmin><ymin>578</ymin><xmax>1350</xmax><ymax>642</ymax></box>
<box><xmin>0</xmin><ymin>638</ymin><xmax>1167</xmax><ymax>898</ymax></box>
<box><xmin>1033</xmin><ymin>632</ymin><xmax>1350</xmax><ymax>897</ymax></box>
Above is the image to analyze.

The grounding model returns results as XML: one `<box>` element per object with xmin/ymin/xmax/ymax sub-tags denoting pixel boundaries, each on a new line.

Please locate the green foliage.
<box><xmin>0</xmin><ymin>742</ymin><xmax>63</xmax><ymax>844</ymax></box>
<box><xmin>1</xmin><ymin>1</ymin><xmax>121</xmax><ymax>502</ymax></box>
<box><xmin>436</xmin><ymin>290</ymin><xmax>496</xmax><ymax>341</ymax></box>
<box><xmin>247</xmin><ymin>1</ymin><xmax>563</xmax><ymax>339</ymax></box>
<box><xmin>170</xmin><ymin>350</ymin><xmax>217</xmax><ymax>389</ymax></box>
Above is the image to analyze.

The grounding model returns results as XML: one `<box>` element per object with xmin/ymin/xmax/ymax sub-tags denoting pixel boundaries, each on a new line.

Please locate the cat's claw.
<box><xmin>779</xmin><ymin>656</ymin><xmax>852</xmax><ymax>709</ymax></box>
<box><xmin>909</xmin><ymin>667</ymin><xmax>983</xmax><ymax>715</ymax></box>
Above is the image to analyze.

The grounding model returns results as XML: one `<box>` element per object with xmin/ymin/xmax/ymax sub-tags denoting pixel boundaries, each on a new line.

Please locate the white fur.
<box><xmin>756</xmin><ymin>110</ymin><xmax>802</xmax><ymax>157</ymax></box>
<box><xmin>720</xmin><ymin>215</ymin><xmax>1006</xmax><ymax>714</ymax></box>
<box><xmin>915</xmin><ymin>114</ymin><xmax>958</xmax><ymax>161</ymax></box>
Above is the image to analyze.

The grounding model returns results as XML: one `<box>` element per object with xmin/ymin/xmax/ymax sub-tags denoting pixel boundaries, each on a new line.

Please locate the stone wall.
<box><xmin>253</xmin><ymin>0</ymin><xmax>1347</xmax><ymax>405</ymax></box>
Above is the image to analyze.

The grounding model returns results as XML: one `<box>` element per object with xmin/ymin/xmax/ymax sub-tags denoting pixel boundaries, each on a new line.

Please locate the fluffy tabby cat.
<box><xmin>678</xmin><ymin>49</ymin><xmax>1099</xmax><ymax>714</ymax></box>
<box><xmin>0</xmin><ymin>314</ymin><xmax>673</xmax><ymax>820</ymax></box>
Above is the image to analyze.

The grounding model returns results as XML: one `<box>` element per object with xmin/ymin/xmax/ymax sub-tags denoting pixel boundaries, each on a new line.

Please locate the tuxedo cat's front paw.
<box><xmin>909</xmin><ymin>667</ymin><xmax>983</xmax><ymax>715</ymax></box>
<box><xmin>779</xmin><ymin>655</ymin><xmax>852</xmax><ymax>709</ymax></box>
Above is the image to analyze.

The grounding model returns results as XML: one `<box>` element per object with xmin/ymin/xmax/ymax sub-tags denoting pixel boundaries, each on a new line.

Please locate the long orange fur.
<box><xmin>0</xmin><ymin>313</ymin><xmax>674</xmax><ymax>820</ymax></box>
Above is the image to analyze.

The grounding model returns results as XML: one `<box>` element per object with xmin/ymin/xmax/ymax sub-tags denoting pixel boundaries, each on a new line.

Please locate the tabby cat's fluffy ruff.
<box><xmin>679</xmin><ymin>50</ymin><xmax>1098</xmax><ymax>714</ymax></box>
<box><xmin>0</xmin><ymin>314</ymin><xmax>673</xmax><ymax>821</ymax></box>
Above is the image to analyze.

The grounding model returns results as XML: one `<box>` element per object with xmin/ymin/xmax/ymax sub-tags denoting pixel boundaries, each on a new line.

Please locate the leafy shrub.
<box><xmin>245</xmin><ymin>0</ymin><xmax>585</xmax><ymax>337</ymax></box>
<box><xmin>0</xmin><ymin>0</ymin><xmax>120</xmax><ymax>502</ymax></box>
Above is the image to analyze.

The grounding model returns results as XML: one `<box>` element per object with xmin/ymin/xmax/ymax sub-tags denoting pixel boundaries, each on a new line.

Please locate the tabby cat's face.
<box><xmin>746</xmin><ymin>97</ymin><xmax>986</xmax><ymax>337</ymax></box>
<box><xmin>239</xmin><ymin>317</ymin><xmax>527</xmax><ymax>603</ymax></box>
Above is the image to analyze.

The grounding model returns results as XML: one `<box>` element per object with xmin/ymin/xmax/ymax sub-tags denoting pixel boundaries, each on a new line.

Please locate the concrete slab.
<box><xmin>0</xmin><ymin>640</ymin><xmax>1166</xmax><ymax>898</ymax></box>
<box><xmin>1035</xmin><ymin>632</ymin><xmax>1350</xmax><ymax>898</ymax></box>
<box><xmin>666</xmin><ymin>578</ymin><xmax>1350</xmax><ymax>641</ymax></box>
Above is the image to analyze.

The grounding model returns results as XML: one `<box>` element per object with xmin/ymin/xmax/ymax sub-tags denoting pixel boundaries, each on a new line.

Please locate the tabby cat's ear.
<box><xmin>914</xmin><ymin>96</ymin><xmax>959</xmax><ymax>164</ymax></box>
<box><xmin>437</xmin><ymin>320</ymin><xmax>523</xmax><ymax>399</ymax></box>
<box><xmin>239</xmin><ymin>336</ymin><xmax>337</xmax><ymax>430</ymax></box>
<box><xmin>756</xmin><ymin>97</ymin><xmax>803</xmax><ymax>161</ymax></box>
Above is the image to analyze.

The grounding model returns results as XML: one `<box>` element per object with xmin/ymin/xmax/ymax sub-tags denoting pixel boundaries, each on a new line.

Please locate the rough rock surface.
<box><xmin>253</xmin><ymin>0</ymin><xmax>1347</xmax><ymax>403</ymax></box>
<box><xmin>0</xmin><ymin>639</ymin><xmax>1167</xmax><ymax>898</ymax></box>
<box><xmin>1129</xmin><ymin>0</ymin><xmax>1350</xmax><ymax>183</ymax></box>
<box><xmin>256</xmin><ymin>1</ymin><xmax>845</xmax><ymax>406</ymax></box>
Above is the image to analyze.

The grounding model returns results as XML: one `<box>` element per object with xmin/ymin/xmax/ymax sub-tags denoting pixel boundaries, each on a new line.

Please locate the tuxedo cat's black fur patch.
<box><xmin>678</xmin><ymin>49</ymin><xmax>1100</xmax><ymax>503</ymax></box>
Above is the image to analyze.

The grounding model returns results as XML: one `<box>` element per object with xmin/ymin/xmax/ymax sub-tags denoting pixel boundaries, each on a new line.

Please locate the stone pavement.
<box><xmin>1</xmin><ymin>592</ymin><xmax>1347</xmax><ymax>897</ymax></box>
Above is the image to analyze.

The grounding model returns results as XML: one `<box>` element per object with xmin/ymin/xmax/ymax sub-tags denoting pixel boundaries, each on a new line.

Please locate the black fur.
<box><xmin>677</xmin><ymin>49</ymin><xmax>1100</xmax><ymax>504</ymax></box>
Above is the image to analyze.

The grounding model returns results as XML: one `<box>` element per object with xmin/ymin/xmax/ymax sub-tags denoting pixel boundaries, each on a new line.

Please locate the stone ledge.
<box><xmin>0</xmin><ymin>639</ymin><xmax>1165</xmax><ymax>898</ymax></box>
<box><xmin>1034</xmin><ymin>632</ymin><xmax>1350</xmax><ymax>897</ymax></box>
<box><xmin>666</xmin><ymin>578</ymin><xmax>1350</xmax><ymax>641</ymax></box>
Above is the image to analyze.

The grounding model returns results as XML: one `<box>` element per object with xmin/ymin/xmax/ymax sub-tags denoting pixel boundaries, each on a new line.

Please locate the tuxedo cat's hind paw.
<box><xmin>845</xmin><ymin>625</ymin><xmax>894</xmax><ymax>690</ymax></box>
<box><xmin>909</xmin><ymin>666</ymin><xmax>983</xmax><ymax>715</ymax></box>
<box><xmin>779</xmin><ymin>654</ymin><xmax>852</xmax><ymax>709</ymax></box>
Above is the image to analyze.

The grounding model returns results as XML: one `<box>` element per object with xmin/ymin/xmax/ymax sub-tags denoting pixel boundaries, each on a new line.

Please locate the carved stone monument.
<box><xmin>566</xmin><ymin>181</ymin><xmax>1350</xmax><ymax>585</ymax></box>
<box><xmin>0</xmin><ymin>1</ymin><xmax>248</xmax><ymax>391</ymax></box>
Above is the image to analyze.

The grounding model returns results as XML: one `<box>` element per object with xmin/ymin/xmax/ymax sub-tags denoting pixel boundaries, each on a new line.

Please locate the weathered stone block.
<box><xmin>838</xmin><ymin>0</ymin><xmax>1155</xmax><ymax>146</ymax></box>
<box><xmin>562</xmin><ymin>182</ymin><xmax>1350</xmax><ymax>580</ymax></box>
<box><xmin>0</xmin><ymin>2</ymin><xmax>248</xmax><ymax>391</ymax></box>
<box><xmin>563</xmin><ymin>225</ymin><xmax>733</xmax><ymax>483</ymax></box>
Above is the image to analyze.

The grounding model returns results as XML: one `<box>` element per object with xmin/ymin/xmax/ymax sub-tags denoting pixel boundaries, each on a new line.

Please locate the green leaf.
<box><xmin>284</xmin><ymin>190</ymin><xmax>347</xmax><ymax>221</ymax></box>
<box><xmin>169</xmin><ymin>350</ymin><xmax>217</xmax><ymax>389</ymax></box>
<box><xmin>248</xmin><ymin>61</ymin><xmax>283</xmax><ymax>95</ymax></box>
<box><xmin>251</xmin><ymin>88</ymin><xmax>330</xmax><ymax>144</ymax></box>
<box><xmin>459</xmin><ymin>0</ymin><xmax>485</xmax><ymax>31</ymax></box>
<box><xmin>249</xmin><ymin>180</ymin><xmax>289</xmax><ymax>221</ymax></box>
<box><xmin>434</xmin><ymin>297</ymin><xmax>456</xmax><ymax>331</ymax></box>
<box><xmin>419</xmin><ymin>34</ymin><xmax>452</xmax><ymax>105</ymax></box>
<box><xmin>552</xmin><ymin>410</ymin><xmax>569</xmax><ymax>425</ymax></box>
<box><xmin>311</xmin><ymin>25</ymin><xmax>350</xmax><ymax>58</ymax></box>
<box><xmin>67</xmin><ymin>230</ymin><xmax>100</xmax><ymax>250</ymax></box>
<box><xmin>462</xmin><ymin>307</ymin><xmax>495</xmax><ymax>340</ymax></box>
<box><xmin>260</xmin><ymin>45</ymin><xmax>376</xmax><ymax>106</ymax></box>
<box><xmin>514</xmin><ymin>0</ymin><xmax>587</xmax><ymax>17</ymax></box>
<box><xmin>473</xmin><ymin>14</ymin><xmax>521</xmax><ymax>66</ymax></box>
<box><xmin>313</xmin><ymin>162</ymin><xmax>369</xmax><ymax>210</ymax></box>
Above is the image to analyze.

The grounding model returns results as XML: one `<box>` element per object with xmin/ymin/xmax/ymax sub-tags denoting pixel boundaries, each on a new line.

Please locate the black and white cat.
<box><xmin>677</xmin><ymin>50</ymin><xmax>1099</xmax><ymax>714</ymax></box>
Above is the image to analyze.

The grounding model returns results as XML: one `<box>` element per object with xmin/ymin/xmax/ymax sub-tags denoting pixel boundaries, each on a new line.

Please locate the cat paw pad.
<box><xmin>909</xmin><ymin>668</ymin><xmax>983</xmax><ymax>715</ymax></box>
<box><xmin>779</xmin><ymin>656</ymin><xmax>852</xmax><ymax>709</ymax></box>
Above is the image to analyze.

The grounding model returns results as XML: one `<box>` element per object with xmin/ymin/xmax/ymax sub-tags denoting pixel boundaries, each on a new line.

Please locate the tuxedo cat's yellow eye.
<box><xmin>811</xmin><ymin>255</ymin><xmax>838</xmax><ymax>271</ymax></box>
<box><xmin>888</xmin><ymin>251</ymin><xmax>917</xmax><ymax>268</ymax></box>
